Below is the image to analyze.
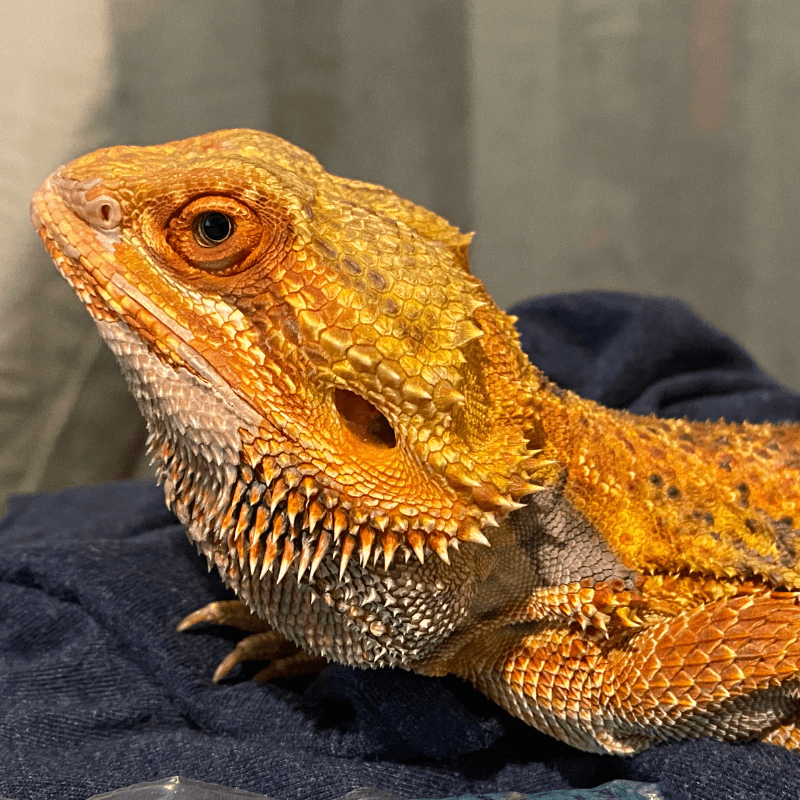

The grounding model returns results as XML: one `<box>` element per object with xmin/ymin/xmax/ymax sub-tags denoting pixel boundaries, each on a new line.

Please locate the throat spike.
<box><xmin>260</xmin><ymin>514</ymin><xmax>286</xmax><ymax>579</ymax></box>
<box><xmin>276</xmin><ymin>537</ymin><xmax>294</xmax><ymax>584</ymax></box>
<box><xmin>286</xmin><ymin>490</ymin><xmax>304</xmax><ymax>526</ymax></box>
<box><xmin>308</xmin><ymin>531</ymin><xmax>331</xmax><ymax>581</ymax></box>
<box><xmin>333</xmin><ymin>508</ymin><xmax>348</xmax><ymax>540</ymax></box>
<box><xmin>339</xmin><ymin>535</ymin><xmax>355</xmax><ymax>580</ymax></box>
<box><xmin>407</xmin><ymin>530</ymin><xmax>426</xmax><ymax>564</ymax></box>
<box><xmin>269</xmin><ymin>479</ymin><xmax>289</xmax><ymax>514</ymax></box>
<box><xmin>429</xmin><ymin>533</ymin><xmax>450</xmax><ymax>564</ymax></box>
<box><xmin>296</xmin><ymin>537</ymin><xmax>313</xmax><ymax>583</ymax></box>
<box><xmin>358</xmin><ymin>526</ymin><xmax>375</xmax><ymax>567</ymax></box>
<box><xmin>381</xmin><ymin>531</ymin><xmax>400</xmax><ymax>570</ymax></box>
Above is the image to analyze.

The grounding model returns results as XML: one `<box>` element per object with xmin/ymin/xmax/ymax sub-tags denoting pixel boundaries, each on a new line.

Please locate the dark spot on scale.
<box><xmin>367</xmin><ymin>270</ymin><xmax>388</xmax><ymax>291</ymax></box>
<box><xmin>384</xmin><ymin>298</ymin><xmax>399</xmax><ymax>316</ymax></box>
<box><xmin>343</xmin><ymin>257</ymin><xmax>363</xmax><ymax>275</ymax></box>
<box><xmin>667</xmin><ymin>486</ymin><xmax>681</xmax><ymax>499</ymax></box>
<box><xmin>768</xmin><ymin>441</ymin><xmax>781</xmax><ymax>452</ymax></box>
<box><xmin>303</xmin><ymin>203</ymin><xmax>315</xmax><ymax>220</ymax></box>
<box><xmin>282</xmin><ymin>316</ymin><xmax>300</xmax><ymax>345</ymax></box>
<box><xmin>745</xmin><ymin>518</ymin><xmax>757</xmax><ymax>532</ymax></box>
<box><xmin>709</xmin><ymin>530</ymin><xmax>721</xmax><ymax>541</ymax></box>
<box><xmin>649</xmin><ymin>474</ymin><xmax>663</xmax><ymax>487</ymax></box>
<box><xmin>407</xmin><ymin>324</ymin><xmax>423</xmax><ymax>342</ymax></box>
<box><xmin>718</xmin><ymin>456</ymin><xmax>732</xmax><ymax>471</ymax></box>
<box><xmin>780</xmin><ymin>516</ymin><xmax>794</xmax><ymax>527</ymax></box>
<box><xmin>679</xmin><ymin>433</ymin><xmax>693</xmax><ymax>443</ymax></box>
<box><xmin>313</xmin><ymin>236</ymin><xmax>338</xmax><ymax>260</ymax></box>
<box><xmin>704</xmin><ymin>512</ymin><xmax>714</xmax><ymax>525</ymax></box>
<box><xmin>737</xmin><ymin>483</ymin><xmax>750</xmax><ymax>498</ymax></box>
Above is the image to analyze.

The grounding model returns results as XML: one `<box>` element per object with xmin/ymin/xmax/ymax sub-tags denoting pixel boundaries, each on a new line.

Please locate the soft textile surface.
<box><xmin>2</xmin><ymin>292</ymin><xmax>800</xmax><ymax>800</ymax></box>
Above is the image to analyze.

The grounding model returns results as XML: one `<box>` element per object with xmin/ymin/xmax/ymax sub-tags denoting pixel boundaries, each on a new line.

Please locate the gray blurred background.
<box><xmin>2</xmin><ymin>0</ymin><xmax>798</xmax><ymax>507</ymax></box>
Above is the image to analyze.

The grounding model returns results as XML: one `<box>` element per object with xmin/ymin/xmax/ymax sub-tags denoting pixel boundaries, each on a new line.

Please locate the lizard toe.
<box><xmin>176</xmin><ymin>599</ymin><xmax>271</xmax><ymax>634</ymax></box>
<box><xmin>178</xmin><ymin>599</ymin><xmax>327</xmax><ymax>682</ymax></box>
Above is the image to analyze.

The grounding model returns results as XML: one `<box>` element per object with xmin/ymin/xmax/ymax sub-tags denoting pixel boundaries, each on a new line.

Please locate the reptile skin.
<box><xmin>31</xmin><ymin>129</ymin><xmax>800</xmax><ymax>755</ymax></box>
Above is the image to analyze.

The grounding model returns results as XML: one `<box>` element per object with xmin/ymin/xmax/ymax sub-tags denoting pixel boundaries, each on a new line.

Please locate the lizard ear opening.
<box><xmin>334</xmin><ymin>389</ymin><xmax>396</xmax><ymax>449</ymax></box>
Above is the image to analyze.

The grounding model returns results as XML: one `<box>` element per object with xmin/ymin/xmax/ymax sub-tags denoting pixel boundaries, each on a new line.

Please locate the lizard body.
<box><xmin>31</xmin><ymin>129</ymin><xmax>800</xmax><ymax>754</ymax></box>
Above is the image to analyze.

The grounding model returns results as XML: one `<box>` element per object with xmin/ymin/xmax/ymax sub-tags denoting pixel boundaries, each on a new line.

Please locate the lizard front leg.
<box><xmin>457</xmin><ymin>590</ymin><xmax>800</xmax><ymax>754</ymax></box>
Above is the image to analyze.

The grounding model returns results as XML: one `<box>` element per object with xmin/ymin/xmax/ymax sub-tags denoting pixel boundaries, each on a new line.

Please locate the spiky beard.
<box><xmin>94</xmin><ymin>318</ymin><xmax>474</xmax><ymax>668</ymax></box>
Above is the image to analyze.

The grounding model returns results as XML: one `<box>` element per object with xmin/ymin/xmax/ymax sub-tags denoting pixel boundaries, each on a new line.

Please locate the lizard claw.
<box><xmin>178</xmin><ymin>599</ymin><xmax>327</xmax><ymax>681</ymax></box>
<box><xmin>176</xmin><ymin>599</ymin><xmax>271</xmax><ymax>633</ymax></box>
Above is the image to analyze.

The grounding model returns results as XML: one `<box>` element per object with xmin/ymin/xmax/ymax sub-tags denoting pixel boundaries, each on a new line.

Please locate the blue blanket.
<box><xmin>3</xmin><ymin>292</ymin><xmax>800</xmax><ymax>800</ymax></box>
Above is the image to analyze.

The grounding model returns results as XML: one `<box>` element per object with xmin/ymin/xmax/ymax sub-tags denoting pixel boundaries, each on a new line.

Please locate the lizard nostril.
<box><xmin>334</xmin><ymin>388</ymin><xmax>396</xmax><ymax>449</ymax></box>
<box><xmin>50</xmin><ymin>173</ymin><xmax>123</xmax><ymax>232</ymax></box>
<box><xmin>83</xmin><ymin>194</ymin><xmax>122</xmax><ymax>230</ymax></box>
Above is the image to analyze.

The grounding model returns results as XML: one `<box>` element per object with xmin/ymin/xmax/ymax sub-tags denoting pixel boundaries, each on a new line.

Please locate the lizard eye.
<box><xmin>194</xmin><ymin>211</ymin><xmax>234</xmax><ymax>246</ymax></box>
<box><xmin>166</xmin><ymin>196</ymin><xmax>263</xmax><ymax>274</ymax></box>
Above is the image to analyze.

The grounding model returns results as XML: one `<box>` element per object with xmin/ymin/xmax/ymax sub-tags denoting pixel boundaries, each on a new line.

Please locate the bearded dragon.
<box><xmin>31</xmin><ymin>129</ymin><xmax>800</xmax><ymax>755</ymax></box>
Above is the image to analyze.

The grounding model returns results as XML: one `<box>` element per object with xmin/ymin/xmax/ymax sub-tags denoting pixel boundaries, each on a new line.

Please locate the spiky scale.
<box><xmin>260</xmin><ymin>515</ymin><xmax>285</xmax><ymax>578</ymax></box>
<box><xmin>458</xmin><ymin>518</ymin><xmax>491</xmax><ymax>547</ymax></box>
<box><xmin>332</xmin><ymin>508</ymin><xmax>348</xmax><ymax>540</ymax></box>
<box><xmin>296</xmin><ymin>538</ymin><xmax>313</xmax><ymax>583</ymax></box>
<box><xmin>339</xmin><ymin>535</ymin><xmax>355</xmax><ymax>580</ymax></box>
<box><xmin>381</xmin><ymin>531</ymin><xmax>400</xmax><ymax>570</ymax></box>
<box><xmin>358</xmin><ymin>526</ymin><xmax>375</xmax><ymax>567</ymax></box>
<box><xmin>284</xmin><ymin>470</ymin><xmax>301</xmax><ymax>490</ymax></box>
<box><xmin>299</xmin><ymin>476</ymin><xmax>318</xmax><ymax>500</ymax></box>
<box><xmin>406</xmin><ymin>530</ymin><xmax>426</xmax><ymax>564</ymax></box>
<box><xmin>233</xmin><ymin>501</ymin><xmax>252</xmax><ymax>542</ymax></box>
<box><xmin>286</xmin><ymin>490</ymin><xmax>304</xmax><ymax>526</ymax></box>
<box><xmin>306</xmin><ymin>500</ymin><xmax>325</xmax><ymax>533</ymax></box>
<box><xmin>247</xmin><ymin>483</ymin><xmax>265</xmax><ymax>505</ymax></box>
<box><xmin>428</xmin><ymin>533</ymin><xmax>450</xmax><ymax>565</ymax></box>
<box><xmin>276</xmin><ymin>538</ymin><xmax>294</xmax><ymax>584</ymax></box>
<box><xmin>248</xmin><ymin>505</ymin><xmax>269</xmax><ymax>574</ymax></box>
<box><xmin>269</xmin><ymin>479</ymin><xmax>289</xmax><ymax>513</ymax></box>
<box><xmin>309</xmin><ymin>531</ymin><xmax>331</xmax><ymax>581</ymax></box>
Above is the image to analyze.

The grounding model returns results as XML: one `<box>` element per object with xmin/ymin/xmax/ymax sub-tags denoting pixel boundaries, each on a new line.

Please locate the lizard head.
<box><xmin>31</xmin><ymin>129</ymin><xmax>545</xmax><ymax>581</ymax></box>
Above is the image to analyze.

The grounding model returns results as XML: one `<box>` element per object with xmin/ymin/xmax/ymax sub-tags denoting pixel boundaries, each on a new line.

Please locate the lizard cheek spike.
<box><xmin>31</xmin><ymin>127</ymin><xmax>800</xmax><ymax>756</ymax></box>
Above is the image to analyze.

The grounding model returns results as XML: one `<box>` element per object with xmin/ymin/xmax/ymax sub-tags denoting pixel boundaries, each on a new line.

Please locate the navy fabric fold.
<box><xmin>2</xmin><ymin>292</ymin><xmax>799</xmax><ymax>800</ymax></box>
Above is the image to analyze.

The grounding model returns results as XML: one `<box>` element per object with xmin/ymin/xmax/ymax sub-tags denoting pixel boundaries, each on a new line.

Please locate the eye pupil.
<box><xmin>196</xmin><ymin>211</ymin><xmax>233</xmax><ymax>245</ymax></box>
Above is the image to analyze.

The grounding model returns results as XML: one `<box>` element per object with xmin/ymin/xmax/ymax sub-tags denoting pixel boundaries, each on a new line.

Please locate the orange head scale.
<box><xmin>31</xmin><ymin>129</ymin><xmax>544</xmax><ymax>585</ymax></box>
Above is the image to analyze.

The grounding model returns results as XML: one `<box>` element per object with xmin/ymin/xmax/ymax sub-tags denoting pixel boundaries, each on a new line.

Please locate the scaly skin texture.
<box><xmin>31</xmin><ymin>129</ymin><xmax>800</xmax><ymax>755</ymax></box>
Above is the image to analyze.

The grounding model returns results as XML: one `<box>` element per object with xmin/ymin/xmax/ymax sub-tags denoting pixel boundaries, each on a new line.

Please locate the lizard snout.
<box><xmin>47</xmin><ymin>172</ymin><xmax>123</xmax><ymax>233</ymax></box>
